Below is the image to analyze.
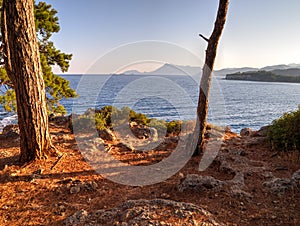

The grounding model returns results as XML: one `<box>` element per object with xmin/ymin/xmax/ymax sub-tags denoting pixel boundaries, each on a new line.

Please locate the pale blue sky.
<box><xmin>45</xmin><ymin>0</ymin><xmax>300</xmax><ymax>74</ymax></box>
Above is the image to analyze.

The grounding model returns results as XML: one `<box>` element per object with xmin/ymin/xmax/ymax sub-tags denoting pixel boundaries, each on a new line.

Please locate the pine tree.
<box><xmin>1</xmin><ymin>0</ymin><xmax>57</xmax><ymax>162</ymax></box>
<box><xmin>0</xmin><ymin>1</ymin><xmax>77</xmax><ymax>114</ymax></box>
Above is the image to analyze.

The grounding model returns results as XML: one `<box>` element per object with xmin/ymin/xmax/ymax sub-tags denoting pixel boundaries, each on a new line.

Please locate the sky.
<box><xmin>45</xmin><ymin>0</ymin><xmax>300</xmax><ymax>74</ymax></box>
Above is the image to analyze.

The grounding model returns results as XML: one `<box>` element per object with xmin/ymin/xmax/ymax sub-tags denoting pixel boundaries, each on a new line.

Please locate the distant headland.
<box><xmin>226</xmin><ymin>68</ymin><xmax>300</xmax><ymax>83</ymax></box>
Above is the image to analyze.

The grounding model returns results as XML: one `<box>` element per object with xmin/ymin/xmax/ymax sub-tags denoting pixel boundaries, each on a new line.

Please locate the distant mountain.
<box><xmin>260</xmin><ymin>63</ymin><xmax>300</xmax><ymax>71</ymax></box>
<box><xmin>288</xmin><ymin>63</ymin><xmax>300</xmax><ymax>68</ymax></box>
<box><xmin>143</xmin><ymin>64</ymin><xmax>201</xmax><ymax>76</ymax></box>
<box><xmin>121</xmin><ymin>70</ymin><xmax>143</xmax><ymax>75</ymax></box>
<box><xmin>121</xmin><ymin>63</ymin><xmax>300</xmax><ymax>77</ymax></box>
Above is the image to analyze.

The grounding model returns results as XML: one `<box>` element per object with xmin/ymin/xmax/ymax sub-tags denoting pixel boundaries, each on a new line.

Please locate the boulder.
<box><xmin>230</xmin><ymin>186</ymin><xmax>253</xmax><ymax>200</ymax></box>
<box><xmin>131</xmin><ymin>126</ymin><xmax>150</xmax><ymax>139</ymax></box>
<box><xmin>254</xmin><ymin>126</ymin><xmax>270</xmax><ymax>137</ymax></box>
<box><xmin>178</xmin><ymin>174</ymin><xmax>224</xmax><ymax>192</ymax></box>
<box><xmin>240</xmin><ymin>128</ymin><xmax>253</xmax><ymax>137</ymax></box>
<box><xmin>219</xmin><ymin>161</ymin><xmax>236</xmax><ymax>176</ymax></box>
<box><xmin>2</xmin><ymin>124</ymin><xmax>19</xmax><ymax>139</ymax></box>
<box><xmin>64</xmin><ymin>209</ymin><xmax>88</xmax><ymax>225</ymax></box>
<box><xmin>263</xmin><ymin>178</ymin><xmax>295</xmax><ymax>194</ymax></box>
<box><xmin>149</xmin><ymin>127</ymin><xmax>158</xmax><ymax>141</ymax></box>
<box><xmin>98</xmin><ymin>128</ymin><xmax>117</xmax><ymax>142</ymax></box>
<box><xmin>205</xmin><ymin>129</ymin><xmax>224</xmax><ymax>139</ymax></box>
<box><xmin>225</xmin><ymin>125</ymin><xmax>232</xmax><ymax>133</ymax></box>
<box><xmin>49</xmin><ymin>114</ymin><xmax>70</xmax><ymax>126</ymax></box>
<box><xmin>292</xmin><ymin>169</ymin><xmax>300</xmax><ymax>184</ymax></box>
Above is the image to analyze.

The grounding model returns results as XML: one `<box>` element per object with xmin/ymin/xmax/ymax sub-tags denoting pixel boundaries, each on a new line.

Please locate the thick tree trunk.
<box><xmin>1</xmin><ymin>0</ymin><xmax>54</xmax><ymax>163</ymax></box>
<box><xmin>195</xmin><ymin>0</ymin><xmax>229</xmax><ymax>155</ymax></box>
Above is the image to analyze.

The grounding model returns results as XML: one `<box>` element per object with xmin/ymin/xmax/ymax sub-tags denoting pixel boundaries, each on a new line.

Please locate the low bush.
<box><xmin>148</xmin><ymin>118</ymin><xmax>168</xmax><ymax>137</ymax></box>
<box><xmin>166</xmin><ymin>120</ymin><xmax>182</xmax><ymax>136</ymax></box>
<box><xmin>268</xmin><ymin>106</ymin><xmax>300</xmax><ymax>152</ymax></box>
<box><xmin>71</xmin><ymin>106</ymin><xmax>185</xmax><ymax>136</ymax></box>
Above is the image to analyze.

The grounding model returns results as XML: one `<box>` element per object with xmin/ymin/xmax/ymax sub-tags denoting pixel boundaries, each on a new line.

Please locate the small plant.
<box><xmin>71</xmin><ymin>114</ymin><xmax>96</xmax><ymax>132</ymax></box>
<box><xmin>166</xmin><ymin>120</ymin><xmax>182</xmax><ymax>136</ymax></box>
<box><xmin>129</xmin><ymin>110</ymin><xmax>149</xmax><ymax>126</ymax></box>
<box><xmin>268</xmin><ymin>106</ymin><xmax>300</xmax><ymax>152</ymax></box>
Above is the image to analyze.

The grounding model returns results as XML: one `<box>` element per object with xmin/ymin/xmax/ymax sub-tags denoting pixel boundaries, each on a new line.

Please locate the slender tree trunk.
<box><xmin>1</xmin><ymin>0</ymin><xmax>54</xmax><ymax>163</ymax></box>
<box><xmin>195</xmin><ymin>0</ymin><xmax>229</xmax><ymax>155</ymax></box>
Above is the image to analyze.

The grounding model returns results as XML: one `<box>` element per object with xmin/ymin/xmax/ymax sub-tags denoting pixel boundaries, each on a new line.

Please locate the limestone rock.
<box><xmin>69</xmin><ymin>180</ymin><xmax>98</xmax><ymax>194</ymax></box>
<box><xmin>49</xmin><ymin>114</ymin><xmax>70</xmax><ymax>126</ymax></box>
<box><xmin>149</xmin><ymin>127</ymin><xmax>158</xmax><ymax>141</ymax></box>
<box><xmin>70</xmin><ymin>185</ymin><xmax>81</xmax><ymax>194</ymax></box>
<box><xmin>64</xmin><ymin>209</ymin><xmax>88</xmax><ymax>225</ymax></box>
<box><xmin>254</xmin><ymin>126</ymin><xmax>270</xmax><ymax>137</ymax></box>
<box><xmin>292</xmin><ymin>169</ymin><xmax>300</xmax><ymax>184</ymax></box>
<box><xmin>205</xmin><ymin>129</ymin><xmax>224</xmax><ymax>139</ymax></box>
<box><xmin>219</xmin><ymin>161</ymin><xmax>236</xmax><ymax>176</ymax></box>
<box><xmin>263</xmin><ymin>178</ymin><xmax>294</xmax><ymax>194</ymax></box>
<box><xmin>2</xmin><ymin>124</ymin><xmax>19</xmax><ymax>139</ymax></box>
<box><xmin>89</xmin><ymin>199</ymin><xmax>225</xmax><ymax>225</ymax></box>
<box><xmin>178</xmin><ymin>174</ymin><xmax>224</xmax><ymax>192</ymax></box>
<box><xmin>225</xmin><ymin>125</ymin><xmax>232</xmax><ymax>132</ymax></box>
<box><xmin>98</xmin><ymin>128</ymin><xmax>117</xmax><ymax>142</ymax></box>
<box><xmin>240</xmin><ymin>128</ymin><xmax>253</xmax><ymax>137</ymax></box>
<box><xmin>230</xmin><ymin>186</ymin><xmax>253</xmax><ymax>200</ymax></box>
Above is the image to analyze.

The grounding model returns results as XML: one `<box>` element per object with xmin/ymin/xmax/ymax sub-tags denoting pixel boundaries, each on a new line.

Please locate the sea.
<box><xmin>1</xmin><ymin>74</ymin><xmax>300</xmax><ymax>133</ymax></box>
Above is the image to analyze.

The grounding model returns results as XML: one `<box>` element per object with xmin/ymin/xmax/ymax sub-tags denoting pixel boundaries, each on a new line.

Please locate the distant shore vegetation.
<box><xmin>226</xmin><ymin>68</ymin><xmax>300</xmax><ymax>83</ymax></box>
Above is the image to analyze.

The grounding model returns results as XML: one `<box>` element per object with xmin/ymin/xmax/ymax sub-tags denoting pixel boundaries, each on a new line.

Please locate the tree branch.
<box><xmin>199</xmin><ymin>34</ymin><xmax>209</xmax><ymax>42</ymax></box>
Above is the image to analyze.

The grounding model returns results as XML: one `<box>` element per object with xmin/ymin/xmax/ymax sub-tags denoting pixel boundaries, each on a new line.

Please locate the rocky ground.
<box><xmin>0</xmin><ymin>118</ymin><xmax>299</xmax><ymax>225</ymax></box>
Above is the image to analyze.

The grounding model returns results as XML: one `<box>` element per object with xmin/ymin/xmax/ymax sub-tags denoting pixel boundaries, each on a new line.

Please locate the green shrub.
<box><xmin>71</xmin><ymin>114</ymin><xmax>95</xmax><ymax>132</ymax></box>
<box><xmin>148</xmin><ymin>118</ymin><xmax>167</xmax><ymax>136</ymax></box>
<box><xmin>166</xmin><ymin>120</ymin><xmax>182</xmax><ymax>135</ymax></box>
<box><xmin>268</xmin><ymin>106</ymin><xmax>300</xmax><ymax>152</ymax></box>
<box><xmin>94</xmin><ymin>113</ymin><xmax>107</xmax><ymax>130</ymax></box>
<box><xmin>76</xmin><ymin>106</ymin><xmax>150</xmax><ymax>130</ymax></box>
<box><xmin>109</xmin><ymin>106</ymin><xmax>150</xmax><ymax>126</ymax></box>
<box><xmin>71</xmin><ymin>106</ymin><xmax>186</xmax><ymax>137</ymax></box>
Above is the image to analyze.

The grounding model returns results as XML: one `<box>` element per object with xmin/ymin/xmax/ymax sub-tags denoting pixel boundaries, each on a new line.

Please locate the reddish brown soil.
<box><xmin>0</xmin><ymin>125</ymin><xmax>299</xmax><ymax>225</ymax></box>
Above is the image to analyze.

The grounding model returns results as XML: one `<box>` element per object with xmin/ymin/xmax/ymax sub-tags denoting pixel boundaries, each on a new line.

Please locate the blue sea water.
<box><xmin>1</xmin><ymin>74</ymin><xmax>300</xmax><ymax>132</ymax></box>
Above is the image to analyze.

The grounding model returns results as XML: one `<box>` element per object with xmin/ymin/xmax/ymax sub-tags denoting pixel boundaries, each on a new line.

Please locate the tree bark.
<box><xmin>195</xmin><ymin>0</ymin><xmax>229</xmax><ymax>155</ymax></box>
<box><xmin>1</xmin><ymin>0</ymin><xmax>54</xmax><ymax>163</ymax></box>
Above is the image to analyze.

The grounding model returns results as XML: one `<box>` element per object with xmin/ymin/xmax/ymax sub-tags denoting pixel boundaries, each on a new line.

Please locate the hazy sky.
<box><xmin>45</xmin><ymin>0</ymin><xmax>300</xmax><ymax>74</ymax></box>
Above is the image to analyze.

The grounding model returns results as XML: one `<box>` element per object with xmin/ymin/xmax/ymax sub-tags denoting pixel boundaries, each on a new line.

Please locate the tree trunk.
<box><xmin>195</xmin><ymin>0</ymin><xmax>229</xmax><ymax>155</ymax></box>
<box><xmin>1</xmin><ymin>0</ymin><xmax>54</xmax><ymax>163</ymax></box>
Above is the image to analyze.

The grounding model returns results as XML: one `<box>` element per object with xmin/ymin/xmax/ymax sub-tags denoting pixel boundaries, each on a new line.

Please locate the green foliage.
<box><xmin>0</xmin><ymin>88</ymin><xmax>16</xmax><ymax>112</ymax></box>
<box><xmin>166</xmin><ymin>120</ymin><xmax>182</xmax><ymax>135</ymax></box>
<box><xmin>73</xmin><ymin>106</ymin><xmax>183</xmax><ymax>137</ymax></box>
<box><xmin>0</xmin><ymin>67</ymin><xmax>16</xmax><ymax>111</ymax></box>
<box><xmin>268</xmin><ymin>107</ymin><xmax>300</xmax><ymax>152</ymax></box>
<box><xmin>129</xmin><ymin>109</ymin><xmax>149</xmax><ymax>126</ymax></box>
<box><xmin>94</xmin><ymin>106</ymin><xmax>115</xmax><ymax>129</ymax></box>
<box><xmin>0</xmin><ymin>1</ymin><xmax>77</xmax><ymax>115</ymax></box>
<box><xmin>71</xmin><ymin>114</ymin><xmax>96</xmax><ymax>132</ymax></box>
<box><xmin>148</xmin><ymin>118</ymin><xmax>167</xmax><ymax>137</ymax></box>
<box><xmin>34</xmin><ymin>1</ymin><xmax>60</xmax><ymax>41</ymax></box>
